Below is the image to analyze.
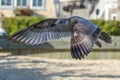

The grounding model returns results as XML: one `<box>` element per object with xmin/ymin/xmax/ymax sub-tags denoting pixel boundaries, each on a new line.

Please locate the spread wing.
<box><xmin>70</xmin><ymin>23</ymin><xmax>101</xmax><ymax>59</ymax></box>
<box><xmin>10</xmin><ymin>19</ymin><xmax>71</xmax><ymax>45</ymax></box>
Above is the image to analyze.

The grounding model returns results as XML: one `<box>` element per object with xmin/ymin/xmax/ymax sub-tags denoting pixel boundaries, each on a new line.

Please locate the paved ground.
<box><xmin>0</xmin><ymin>54</ymin><xmax>120</xmax><ymax>80</ymax></box>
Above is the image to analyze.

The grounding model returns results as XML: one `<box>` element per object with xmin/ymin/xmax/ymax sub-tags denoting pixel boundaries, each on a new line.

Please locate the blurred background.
<box><xmin>0</xmin><ymin>0</ymin><xmax>120</xmax><ymax>80</ymax></box>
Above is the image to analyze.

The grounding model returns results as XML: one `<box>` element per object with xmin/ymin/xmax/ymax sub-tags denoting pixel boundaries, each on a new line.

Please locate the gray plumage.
<box><xmin>10</xmin><ymin>16</ymin><xmax>112</xmax><ymax>59</ymax></box>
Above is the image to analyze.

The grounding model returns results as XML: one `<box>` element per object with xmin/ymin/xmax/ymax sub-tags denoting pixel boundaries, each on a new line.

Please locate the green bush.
<box><xmin>2</xmin><ymin>16</ymin><xmax>45</xmax><ymax>35</ymax></box>
<box><xmin>91</xmin><ymin>20</ymin><xmax>120</xmax><ymax>36</ymax></box>
<box><xmin>2</xmin><ymin>17</ymin><xmax>120</xmax><ymax>36</ymax></box>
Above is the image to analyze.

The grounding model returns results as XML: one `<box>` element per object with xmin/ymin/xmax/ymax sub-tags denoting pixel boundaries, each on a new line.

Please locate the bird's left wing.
<box><xmin>70</xmin><ymin>23</ymin><xmax>101</xmax><ymax>59</ymax></box>
<box><xmin>70</xmin><ymin>33</ymin><xmax>94</xmax><ymax>59</ymax></box>
<box><xmin>10</xmin><ymin>19</ymin><xmax>71</xmax><ymax>45</ymax></box>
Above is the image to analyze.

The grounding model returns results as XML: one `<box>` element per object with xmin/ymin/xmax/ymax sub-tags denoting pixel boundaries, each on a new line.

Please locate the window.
<box><xmin>17</xmin><ymin>0</ymin><xmax>27</xmax><ymax>6</ymax></box>
<box><xmin>33</xmin><ymin>0</ymin><xmax>42</xmax><ymax>7</ymax></box>
<box><xmin>0</xmin><ymin>0</ymin><xmax>12</xmax><ymax>9</ymax></box>
<box><xmin>1</xmin><ymin>0</ymin><xmax>11</xmax><ymax>6</ymax></box>
<box><xmin>31</xmin><ymin>0</ymin><xmax>45</xmax><ymax>10</ymax></box>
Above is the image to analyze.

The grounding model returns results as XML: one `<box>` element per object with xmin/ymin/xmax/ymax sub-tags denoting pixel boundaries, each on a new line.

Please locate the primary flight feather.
<box><xmin>10</xmin><ymin>16</ymin><xmax>112</xmax><ymax>59</ymax></box>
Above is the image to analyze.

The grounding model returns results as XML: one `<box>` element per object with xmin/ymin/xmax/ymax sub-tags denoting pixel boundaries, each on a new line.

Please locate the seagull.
<box><xmin>10</xmin><ymin>16</ymin><xmax>112</xmax><ymax>59</ymax></box>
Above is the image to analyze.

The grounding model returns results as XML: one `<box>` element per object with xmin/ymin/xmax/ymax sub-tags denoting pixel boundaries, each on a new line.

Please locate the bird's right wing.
<box><xmin>10</xmin><ymin>19</ymin><xmax>71</xmax><ymax>45</ymax></box>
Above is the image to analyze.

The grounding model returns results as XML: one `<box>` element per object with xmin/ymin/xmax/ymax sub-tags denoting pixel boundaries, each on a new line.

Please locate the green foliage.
<box><xmin>2</xmin><ymin>16</ymin><xmax>45</xmax><ymax>35</ymax></box>
<box><xmin>91</xmin><ymin>20</ymin><xmax>120</xmax><ymax>36</ymax></box>
<box><xmin>2</xmin><ymin>17</ymin><xmax>120</xmax><ymax>36</ymax></box>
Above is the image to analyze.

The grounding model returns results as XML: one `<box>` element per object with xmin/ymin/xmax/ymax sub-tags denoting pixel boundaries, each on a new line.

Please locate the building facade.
<box><xmin>0</xmin><ymin>0</ymin><xmax>120</xmax><ymax>20</ymax></box>
<box><xmin>0</xmin><ymin>0</ymin><xmax>99</xmax><ymax>19</ymax></box>
<box><xmin>90</xmin><ymin>0</ymin><xmax>120</xmax><ymax>20</ymax></box>
<box><xmin>0</xmin><ymin>0</ymin><xmax>56</xmax><ymax>18</ymax></box>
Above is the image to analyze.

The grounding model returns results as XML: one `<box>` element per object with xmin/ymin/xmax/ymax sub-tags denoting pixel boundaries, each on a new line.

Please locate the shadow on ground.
<box><xmin>0</xmin><ymin>55</ymin><xmax>120</xmax><ymax>80</ymax></box>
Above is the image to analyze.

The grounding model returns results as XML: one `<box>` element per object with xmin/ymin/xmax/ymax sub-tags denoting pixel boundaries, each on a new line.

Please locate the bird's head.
<box><xmin>70</xmin><ymin>18</ymin><xmax>77</xmax><ymax>24</ymax></box>
<box><xmin>68</xmin><ymin>18</ymin><xmax>78</xmax><ymax>28</ymax></box>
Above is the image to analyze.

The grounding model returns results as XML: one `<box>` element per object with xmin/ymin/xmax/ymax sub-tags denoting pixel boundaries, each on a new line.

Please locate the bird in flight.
<box><xmin>10</xmin><ymin>16</ymin><xmax>112</xmax><ymax>59</ymax></box>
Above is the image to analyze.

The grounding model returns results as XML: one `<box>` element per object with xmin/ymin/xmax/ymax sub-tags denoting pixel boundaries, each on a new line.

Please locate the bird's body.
<box><xmin>10</xmin><ymin>16</ymin><xmax>112</xmax><ymax>59</ymax></box>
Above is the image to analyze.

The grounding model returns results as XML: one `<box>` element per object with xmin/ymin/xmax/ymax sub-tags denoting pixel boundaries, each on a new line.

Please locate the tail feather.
<box><xmin>99</xmin><ymin>32</ymin><xmax>112</xmax><ymax>43</ymax></box>
<box><xmin>95</xmin><ymin>40</ymin><xmax>102</xmax><ymax>48</ymax></box>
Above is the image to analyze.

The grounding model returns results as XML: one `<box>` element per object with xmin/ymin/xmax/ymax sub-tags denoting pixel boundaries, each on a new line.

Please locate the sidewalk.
<box><xmin>0</xmin><ymin>54</ymin><xmax>120</xmax><ymax>80</ymax></box>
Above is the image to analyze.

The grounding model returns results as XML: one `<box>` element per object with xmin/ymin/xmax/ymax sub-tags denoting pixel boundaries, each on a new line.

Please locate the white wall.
<box><xmin>90</xmin><ymin>0</ymin><xmax>118</xmax><ymax>20</ymax></box>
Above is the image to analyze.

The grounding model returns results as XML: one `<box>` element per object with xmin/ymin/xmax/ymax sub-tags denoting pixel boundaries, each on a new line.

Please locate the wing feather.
<box><xmin>10</xmin><ymin>19</ymin><xmax>71</xmax><ymax>45</ymax></box>
<box><xmin>70</xmin><ymin>33</ymin><xmax>95</xmax><ymax>59</ymax></box>
<box><xmin>70</xmin><ymin>26</ymin><xmax>101</xmax><ymax>59</ymax></box>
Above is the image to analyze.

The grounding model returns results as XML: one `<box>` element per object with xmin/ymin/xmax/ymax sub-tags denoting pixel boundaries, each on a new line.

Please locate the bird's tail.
<box><xmin>99</xmin><ymin>32</ymin><xmax>112</xmax><ymax>43</ymax></box>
